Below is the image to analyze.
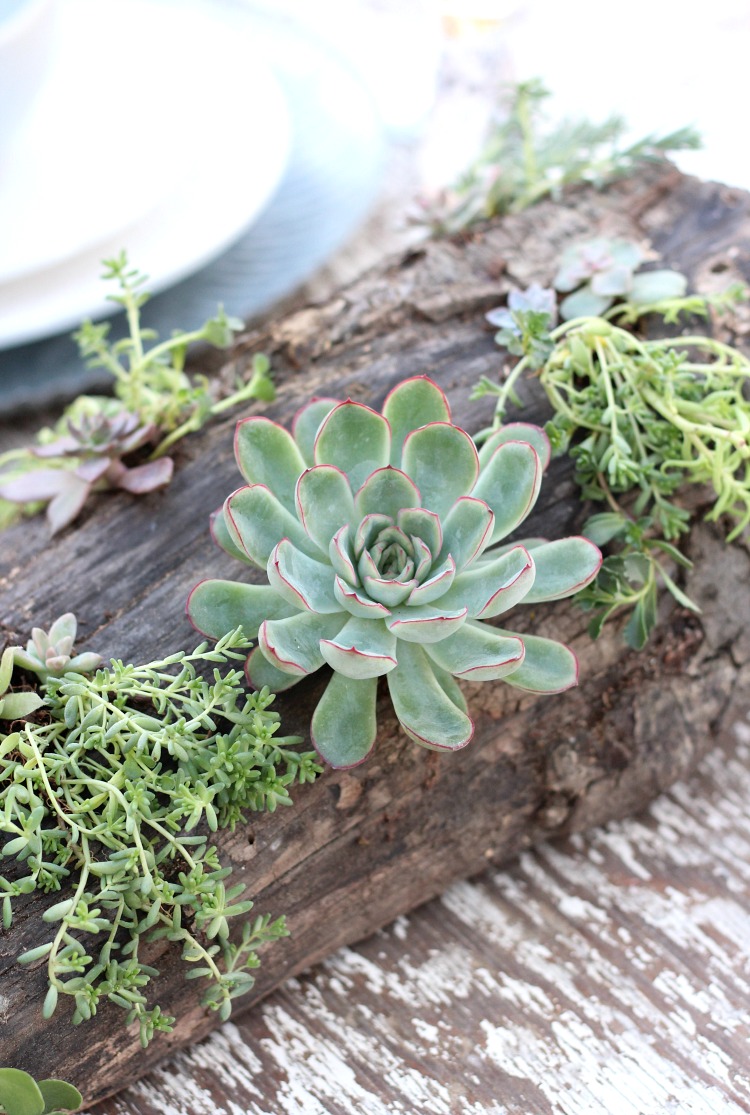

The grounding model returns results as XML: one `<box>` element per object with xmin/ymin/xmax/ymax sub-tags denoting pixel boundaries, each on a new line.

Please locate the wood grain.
<box><xmin>88</xmin><ymin>727</ymin><xmax>750</xmax><ymax>1115</ymax></box>
<box><xmin>2</xmin><ymin>166</ymin><xmax>750</xmax><ymax>1103</ymax></box>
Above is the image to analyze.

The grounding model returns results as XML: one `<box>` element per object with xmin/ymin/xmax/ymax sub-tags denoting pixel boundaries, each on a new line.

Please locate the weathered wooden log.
<box><xmin>1</xmin><ymin>166</ymin><xmax>750</xmax><ymax>1104</ymax></box>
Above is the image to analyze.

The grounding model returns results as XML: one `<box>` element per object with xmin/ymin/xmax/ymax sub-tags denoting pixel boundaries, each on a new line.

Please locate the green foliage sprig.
<box><xmin>0</xmin><ymin>254</ymin><xmax>274</xmax><ymax>534</ymax></box>
<box><xmin>0</xmin><ymin>1068</ymin><xmax>81</xmax><ymax>1115</ymax></box>
<box><xmin>1</xmin><ymin>627</ymin><xmax>320</xmax><ymax>1046</ymax></box>
<box><xmin>475</xmin><ymin>286</ymin><xmax>750</xmax><ymax>645</ymax></box>
<box><xmin>427</xmin><ymin>80</ymin><xmax>700</xmax><ymax>233</ymax></box>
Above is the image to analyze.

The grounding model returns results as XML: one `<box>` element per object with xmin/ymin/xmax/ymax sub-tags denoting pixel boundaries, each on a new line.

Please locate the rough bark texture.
<box><xmin>1</xmin><ymin>166</ymin><xmax>750</xmax><ymax>1104</ymax></box>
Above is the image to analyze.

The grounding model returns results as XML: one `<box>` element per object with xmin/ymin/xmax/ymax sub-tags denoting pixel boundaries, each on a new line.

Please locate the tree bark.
<box><xmin>1</xmin><ymin>166</ymin><xmax>750</xmax><ymax>1104</ymax></box>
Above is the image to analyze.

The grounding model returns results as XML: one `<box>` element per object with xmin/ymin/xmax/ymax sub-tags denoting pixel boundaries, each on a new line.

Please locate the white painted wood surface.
<box><xmin>90</xmin><ymin>722</ymin><xmax>750</xmax><ymax>1115</ymax></box>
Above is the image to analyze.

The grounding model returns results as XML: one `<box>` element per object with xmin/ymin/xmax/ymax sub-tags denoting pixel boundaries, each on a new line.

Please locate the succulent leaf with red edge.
<box><xmin>188</xmin><ymin>377</ymin><xmax>601</xmax><ymax>768</ymax></box>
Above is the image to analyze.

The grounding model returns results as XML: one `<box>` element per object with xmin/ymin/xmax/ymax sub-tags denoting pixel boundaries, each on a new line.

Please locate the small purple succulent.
<box><xmin>0</xmin><ymin>403</ymin><xmax>172</xmax><ymax>533</ymax></box>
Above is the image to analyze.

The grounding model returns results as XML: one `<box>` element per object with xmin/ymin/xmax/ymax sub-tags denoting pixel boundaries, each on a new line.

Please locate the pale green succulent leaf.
<box><xmin>0</xmin><ymin>646</ymin><xmax>16</xmax><ymax>692</ymax></box>
<box><xmin>477</xmin><ymin>423</ymin><xmax>551</xmax><ymax>472</ymax></box>
<box><xmin>314</xmin><ymin>401</ymin><xmax>391</xmax><ymax>490</ymax></box>
<box><xmin>397</xmin><ymin>506</ymin><xmax>442</xmax><ymax>557</ymax></box>
<box><xmin>522</xmin><ymin>537</ymin><xmax>602</xmax><ymax>603</ymax></box>
<box><xmin>402</xmin><ymin>422</ymin><xmax>479</xmax><ymax>519</ymax></box>
<box><xmin>629</xmin><ymin>269</ymin><xmax>687</xmax><ymax>305</ymax></box>
<box><xmin>437</xmin><ymin>496</ymin><xmax>494</xmax><ymax>572</ymax></box>
<box><xmin>234</xmin><ymin>417</ymin><xmax>307</xmax><ymax>513</ymax></box>
<box><xmin>412</xmin><ymin>536</ymin><xmax>432</xmax><ymax>581</ymax></box>
<box><xmin>471</xmin><ymin>441</ymin><xmax>542</xmax><ymax>544</ymax></box>
<box><xmin>438</xmin><ymin>545</ymin><xmax>535</xmax><ymax>619</ymax></box>
<box><xmin>292</xmin><ymin>397</ymin><xmax>339</xmax><ymax>465</ymax></box>
<box><xmin>329</xmin><ymin>524</ymin><xmax>358</xmax><ymax>583</ymax></box>
<box><xmin>353</xmin><ymin>513</ymin><xmax>394</xmax><ymax>559</ymax></box>
<box><xmin>355</xmin><ymin>547</ymin><xmax>378</xmax><ymax>586</ymax></box>
<box><xmin>210</xmin><ymin>506</ymin><xmax>254</xmax><ymax>564</ymax></box>
<box><xmin>0</xmin><ymin>1068</ymin><xmax>45</xmax><ymax>1115</ymax></box>
<box><xmin>387</xmin><ymin>642</ymin><xmax>474</xmax><ymax>751</ymax></box>
<box><xmin>259</xmin><ymin>611</ymin><xmax>344</xmax><ymax>677</ymax></box>
<box><xmin>385</xmin><ymin>603</ymin><xmax>468</xmax><ymax>643</ymax></box>
<box><xmin>590</xmin><ymin>264</ymin><xmax>632</xmax><ymax>297</ymax></box>
<box><xmin>320</xmin><ymin>617</ymin><xmax>398</xmax><ymax>679</ymax></box>
<box><xmin>334</xmin><ymin>575</ymin><xmax>391</xmax><ymax>619</ymax></box>
<box><xmin>498</xmin><ymin>631</ymin><xmax>579</xmax><ymax>693</ymax></box>
<box><xmin>609</xmin><ymin>239</ymin><xmax>644</xmax><ymax>269</ymax></box>
<box><xmin>382</xmin><ymin>375</ymin><xmax>451</xmax><ymax>466</ymax></box>
<box><xmin>13</xmin><ymin>648</ymin><xmax>45</xmax><ymax>674</ymax></box>
<box><xmin>362</xmin><ymin>574</ymin><xmax>417</xmax><ymax>607</ymax></box>
<box><xmin>408</xmin><ymin>555</ymin><xmax>456</xmax><ymax>605</ymax></box>
<box><xmin>492</xmin><ymin>536</ymin><xmax>548</xmax><ymax>557</ymax></box>
<box><xmin>354</xmin><ymin>466</ymin><xmax>421</xmax><ymax>521</ymax></box>
<box><xmin>267</xmin><ymin>539</ymin><xmax>340</xmax><ymax>613</ymax></box>
<box><xmin>311</xmin><ymin>673</ymin><xmax>378</xmax><ymax>767</ymax></box>
<box><xmin>429</xmin><ymin>660</ymin><xmax>468</xmax><ymax>714</ymax></box>
<box><xmin>46</xmin><ymin>613</ymin><xmax>77</xmax><ymax>647</ymax></box>
<box><xmin>67</xmin><ymin>652</ymin><xmax>104</xmax><ymax>674</ymax></box>
<box><xmin>37</xmin><ymin>1080</ymin><xmax>83</xmax><ymax>1114</ymax></box>
<box><xmin>245</xmin><ymin>646</ymin><xmax>302</xmax><ymax>692</ymax></box>
<box><xmin>426</xmin><ymin>620</ymin><xmax>525</xmax><ymax>680</ymax></box>
<box><xmin>296</xmin><ymin>465</ymin><xmax>354</xmax><ymax>551</ymax></box>
<box><xmin>225</xmin><ymin>485</ymin><xmax>320</xmax><ymax>567</ymax></box>
<box><xmin>560</xmin><ymin>287</ymin><xmax>612</xmax><ymax>320</ymax></box>
<box><xmin>187</xmin><ymin>579</ymin><xmax>295</xmax><ymax>640</ymax></box>
<box><xmin>12</xmin><ymin>652</ymin><xmax>45</xmax><ymax>677</ymax></box>
<box><xmin>0</xmin><ymin>691</ymin><xmax>45</xmax><ymax>719</ymax></box>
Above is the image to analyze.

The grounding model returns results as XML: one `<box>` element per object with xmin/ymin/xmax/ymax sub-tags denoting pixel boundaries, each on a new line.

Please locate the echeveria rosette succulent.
<box><xmin>188</xmin><ymin>377</ymin><xmax>602</xmax><ymax>768</ymax></box>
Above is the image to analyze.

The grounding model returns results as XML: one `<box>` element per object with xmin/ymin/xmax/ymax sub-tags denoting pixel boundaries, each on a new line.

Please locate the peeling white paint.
<box><xmin>86</xmin><ymin>735</ymin><xmax>750</xmax><ymax>1115</ymax></box>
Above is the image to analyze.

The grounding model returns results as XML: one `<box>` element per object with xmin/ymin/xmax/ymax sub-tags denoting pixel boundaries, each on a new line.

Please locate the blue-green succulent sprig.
<box><xmin>476</xmin><ymin>284</ymin><xmax>750</xmax><ymax>643</ymax></box>
<box><xmin>1</xmin><ymin>627</ymin><xmax>318</xmax><ymax>1044</ymax></box>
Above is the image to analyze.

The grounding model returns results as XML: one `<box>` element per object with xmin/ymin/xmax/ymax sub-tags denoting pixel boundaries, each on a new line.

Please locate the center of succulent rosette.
<box><xmin>337</xmin><ymin>509</ymin><xmax>457</xmax><ymax>611</ymax></box>
<box><xmin>366</xmin><ymin>527</ymin><xmax>414</xmax><ymax>581</ymax></box>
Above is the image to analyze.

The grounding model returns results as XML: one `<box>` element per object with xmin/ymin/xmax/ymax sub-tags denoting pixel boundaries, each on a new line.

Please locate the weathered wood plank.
<box><xmin>1</xmin><ymin>166</ymin><xmax>750</xmax><ymax>1102</ymax></box>
<box><xmin>86</xmin><ymin>722</ymin><xmax>748</xmax><ymax>1115</ymax></box>
<box><xmin>89</xmin><ymin>728</ymin><xmax>750</xmax><ymax>1115</ymax></box>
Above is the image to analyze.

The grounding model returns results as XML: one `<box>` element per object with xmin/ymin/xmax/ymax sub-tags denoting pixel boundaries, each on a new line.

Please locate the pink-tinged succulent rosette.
<box><xmin>188</xmin><ymin>377</ymin><xmax>601</xmax><ymax>768</ymax></box>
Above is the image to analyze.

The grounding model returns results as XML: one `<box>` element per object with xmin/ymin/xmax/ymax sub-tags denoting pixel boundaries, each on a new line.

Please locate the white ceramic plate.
<box><xmin>0</xmin><ymin>0</ymin><xmax>291</xmax><ymax>346</ymax></box>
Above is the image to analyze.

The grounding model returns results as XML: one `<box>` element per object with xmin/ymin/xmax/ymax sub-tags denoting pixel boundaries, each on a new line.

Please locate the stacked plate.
<box><xmin>0</xmin><ymin>0</ymin><xmax>385</xmax><ymax>406</ymax></box>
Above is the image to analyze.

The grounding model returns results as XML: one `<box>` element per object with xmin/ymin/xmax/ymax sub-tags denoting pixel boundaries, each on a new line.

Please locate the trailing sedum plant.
<box><xmin>188</xmin><ymin>376</ymin><xmax>602</xmax><ymax>768</ymax></box>
<box><xmin>476</xmin><ymin>277</ymin><xmax>750</xmax><ymax>645</ymax></box>
<box><xmin>1</xmin><ymin>622</ymin><xmax>319</xmax><ymax>1045</ymax></box>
